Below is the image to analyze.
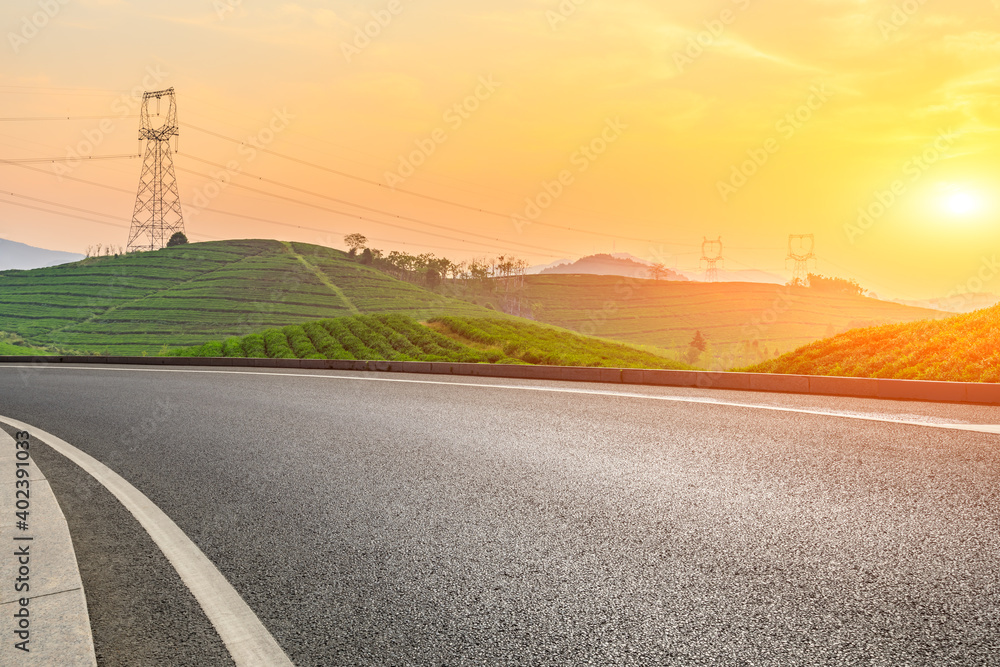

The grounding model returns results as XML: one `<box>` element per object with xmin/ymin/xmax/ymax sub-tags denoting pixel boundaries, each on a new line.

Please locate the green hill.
<box><xmin>745</xmin><ymin>305</ymin><xmax>1000</xmax><ymax>382</ymax></box>
<box><xmin>169</xmin><ymin>313</ymin><xmax>691</xmax><ymax>370</ymax></box>
<box><xmin>0</xmin><ymin>239</ymin><xmax>491</xmax><ymax>355</ymax></box>
<box><xmin>511</xmin><ymin>275</ymin><xmax>947</xmax><ymax>365</ymax></box>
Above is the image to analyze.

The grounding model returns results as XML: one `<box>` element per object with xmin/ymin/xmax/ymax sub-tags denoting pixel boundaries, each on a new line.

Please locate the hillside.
<box><xmin>746</xmin><ymin>305</ymin><xmax>1000</xmax><ymax>382</ymax></box>
<box><xmin>0</xmin><ymin>239</ymin><xmax>492</xmax><ymax>355</ymax></box>
<box><xmin>676</xmin><ymin>268</ymin><xmax>786</xmax><ymax>285</ymax></box>
<box><xmin>516</xmin><ymin>275</ymin><xmax>947</xmax><ymax>366</ymax></box>
<box><xmin>169</xmin><ymin>314</ymin><xmax>692</xmax><ymax>370</ymax></box>
<box><xmin>539</xmin><ymin>254</ymin><xmax>687</xmax><ymax>281</ymax></box>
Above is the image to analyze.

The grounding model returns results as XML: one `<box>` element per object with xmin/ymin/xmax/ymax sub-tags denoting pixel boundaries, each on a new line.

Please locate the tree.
<box><xmin>425</xmin><ymin>268</ymin><xmax>441</xmax><ymax>288</ymax></box>
<box><xmin>166</xmin><ymin>232</ymin><xmax>188</xmax><ymax>247</ymax></box>
<box><xmin>648</xmin><ymin>263</ymin><xmax>669</xmax><ymax>281</ymax></box>
<box><xmin>685</xmin><ymin>330</ymin><xmax>707</xmax><ymax>364</ymax></box>
<box><xmin>344</xmin><ymin>233</ymin><xmax>367</xmax><ymax>255</ymax></box>
<box><xmin>805</xmin><ymin>273</ymin><xmax>866</xmax><ymax>296</ymax></box>
<box><xmin>360</xmin><ymin>248</ymin><xmax>374</xmax><ymax>265</ymax></box>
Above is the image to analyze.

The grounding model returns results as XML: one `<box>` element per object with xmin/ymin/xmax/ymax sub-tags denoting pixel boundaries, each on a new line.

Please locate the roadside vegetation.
<box><xmin>0</xmin><ymin>332</ymin><xmax>76</xmax><ymax>356</ymax></box>
<box><xmin>168</xmin><ymin>314</ymin><xmax>692</xmax><ymax>369</ymax></box>
<box><xmin>430</xmin><ymin>317</ymin><xmax>690</xmax><ymax>369</ymax></box>
<box><xmin>745</xmin><ymin>304</ymin><xmax>1000</xmax><ymax>382</ymax></box>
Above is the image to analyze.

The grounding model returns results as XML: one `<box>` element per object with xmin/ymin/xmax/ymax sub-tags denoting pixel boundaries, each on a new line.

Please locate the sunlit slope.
<box><xmin>0</xmin><ymin>239</ymin><xmax>490</xmax><ymax>355</ymax></box>
<box><xmin>522</xmin><ymin>275</ymin><xmax>947</xmax><ymax>360</ymax></box>
<box><xmin>747</xmin><ymin>305</ymin><xmax>1000</xmax><ymax>382</ymax></box>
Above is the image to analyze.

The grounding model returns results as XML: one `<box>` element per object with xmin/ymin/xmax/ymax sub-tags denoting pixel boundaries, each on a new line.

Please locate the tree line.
<box><xmin>343</xmin><ymin>233</ymin><xmax>528</xmax><ymax>291</ymax></box>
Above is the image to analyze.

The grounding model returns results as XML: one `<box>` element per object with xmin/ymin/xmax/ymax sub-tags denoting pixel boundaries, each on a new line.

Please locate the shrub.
<box><xmin>283</xmin><ymin>325</ymin><xmax>324</xmax><ymax>359</ymax></box>
<box><xmin>263</xmin><ymin>330</ymin><xmax>296</xmax><ymax>359</ymax></box>
<box><xmin>222</xmin><ymin>337</ymin><xmax>245</xmax><ymax>358</ymax></box>
<box><xmin>195</xmin><ymin>341</ymin><xmax>224</xmax><ymax>357</ymax></box>
<box><xmin>241</xmin><ymin>334</ymin><xmax>267</xmax><ymax>358</ymax></box>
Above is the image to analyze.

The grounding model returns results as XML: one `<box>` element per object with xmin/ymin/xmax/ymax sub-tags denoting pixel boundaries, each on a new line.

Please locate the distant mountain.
<box><xmin>526</xmin><ymin>258</ymin><xmax>572</xmax><ymax>275</ymax></box>
<box><xmin>890</xmin><ymin>293</ymin><xmax>1000</xmax><ymax>314</ymax></box>
<box><xmin>678</xmin><ymin>268</ymin><xmax>786</xmax><ymax>285</ymax></box>
<box><xmin>611</xmin><ymin>252</ymin><xmax>652</xmax><ymax>264</ymax></box>
<box><xmin>0</xmin><ymin>238</ymin><xmax>84</xmax><ymax>271</ymax></box>
<box><xmin>539</xmin><ymin>254</ymin><xmax>688</xmax><ymax>281</ymax></box>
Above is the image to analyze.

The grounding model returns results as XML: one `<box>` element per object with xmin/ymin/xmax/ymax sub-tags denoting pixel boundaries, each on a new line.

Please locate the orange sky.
<box><xmin>2</xmin><ymin>0</ymin><xmax>1000</xmax><ymax>299</ymax></box>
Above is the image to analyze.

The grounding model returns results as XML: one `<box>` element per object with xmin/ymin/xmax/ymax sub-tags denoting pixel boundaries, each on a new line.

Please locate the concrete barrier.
<box><xmin>965</xmin><ymin>383</ymin><xmax>1000</xmax><ymax>405</ymax></box>
<box><xmin>2</xmin><ymin>355</ymin><xmax>1000</xmax><ymax>405</ymax></box>
<box><xmin>697</xmin><ymin>372</ymin><xmax>751</xmax><ymax>391</ymax></box>
<box><xmin>749</xmin><ymin>373</ymin><xmax>810</xmax><ymax>394</ymax></box>
<box><xmin>808</xmin><ymin>375</ymin><xmax>879</xmax><ymax>398</ymax></box>
<box><xmin>877</xmin><ymin>379</ymin><xmax>967</xmax><ymax>403</ymax></box>
<box><xmin>639</xmin><ymin>370</ymin><xmax>698</xmax><ymax>387</ymax></box>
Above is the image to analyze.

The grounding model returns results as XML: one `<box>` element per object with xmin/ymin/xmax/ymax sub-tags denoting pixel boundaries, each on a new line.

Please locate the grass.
<box><xmin>0</xmin><ymin>340</ymin><xmax>45</xmax><ymax>356</ymax></box>
<box><xmin>0</xmin><ymin>239</ymin><xmax>492</xmax><ymax>355</ymax></box>
<box><xmin>0</xmin><ymin>332</ymin><xmax>77</xmax><ymax>356</ymax></box>
<box><xmin>506</xmin><ymin>274</ymin><xmax>948</xmax><ymax>366</ymax></box>
<box><xmin>167</xmin><ymin>314</ymin><xmax>693</xmax><ymax>369</ymax></box>
<box><xmin>744</xmin><ymin>304</ymin><xmax>1000</xmax><ymax>382</ymax></box>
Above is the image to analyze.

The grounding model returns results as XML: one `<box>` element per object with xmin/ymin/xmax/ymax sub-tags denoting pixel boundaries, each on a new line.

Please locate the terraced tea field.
<box><xmin>518</xmin><ymin>274</ymin><xmax>947</xmax><ymax>363</ymax></box>
<box><xmin>0</xmin><ymin>239</ymin><xmax>490</xmax><ymax>355</ymax></box>
<box><xmin>747</xmin><ymin>303</ymin><xmax>1000</xmax><ymax>382</ymax></box>
<box><xmin>170</xmin><ymin>314</ymin><xmax>691</xmax><ymax>369</ymax></box>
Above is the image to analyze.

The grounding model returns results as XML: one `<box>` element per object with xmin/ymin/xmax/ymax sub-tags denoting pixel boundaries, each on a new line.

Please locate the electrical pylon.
<box><xmin>126</xmin><ymin>88</ymin><xmax>185</xmax><ymax>252</ymax></box>
<box><xmin>700</xmin><ymin>237</ymin><xmax>723</xmax><ymax>282</ymax></box>
<box><xmin>786</xmin><ymin>234</ymin><xmax>816</xmax><ymax>285</ymax></box>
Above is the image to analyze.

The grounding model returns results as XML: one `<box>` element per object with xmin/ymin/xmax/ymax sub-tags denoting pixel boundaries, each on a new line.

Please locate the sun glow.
<box><xmin>941</xmin><ymin>189</ymin><xmax>982</xmax><ymax>217</ymax></box>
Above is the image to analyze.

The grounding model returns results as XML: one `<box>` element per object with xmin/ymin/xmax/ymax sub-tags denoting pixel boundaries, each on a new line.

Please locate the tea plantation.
<box><xmin>746</xmin><ymin>304</ymin><xmax>1000</xmax><ymax>382</ymax></box>
<box><xmin>0</xmin><ymin>239</ymin><xmax>490</xmax><ymax>355</ymax></box>
<box><xmin>169</xmin><ymin>313</ymin><xmax>691</xmax><ymax>369</ymax></box>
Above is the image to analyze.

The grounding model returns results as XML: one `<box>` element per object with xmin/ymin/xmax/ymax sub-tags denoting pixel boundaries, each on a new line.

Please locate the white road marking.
<box><xmin>4</xmin><ymin>364</ymin><xmax>1000</xmax><ymax>436</ymax></box>
<box><xmin>0</xmin><ymin>414</ymin><xmax>294</xmax><ymax>667</ymax></box>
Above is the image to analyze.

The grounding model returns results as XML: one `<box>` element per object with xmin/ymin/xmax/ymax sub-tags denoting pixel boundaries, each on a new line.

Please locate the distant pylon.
<box><xmin>700</xmin><ymin>237</ymin><xmax>723</xmax><ymax>282</ymax></box>
<box><xmin>126</xmin><ymin>88</ymin><xmax>185</xmax><ymax>252</ymax></box>
<box><xmin>786</xmin><ymin>234</ymin><xmax>816</xmax><ymax>285</ymax></box>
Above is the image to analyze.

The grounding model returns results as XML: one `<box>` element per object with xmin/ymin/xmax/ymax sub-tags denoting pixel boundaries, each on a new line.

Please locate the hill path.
<box><xmin>281</xmin><ymin>241</ymin><xmax>360</xmax><ymax>315</ymax></box>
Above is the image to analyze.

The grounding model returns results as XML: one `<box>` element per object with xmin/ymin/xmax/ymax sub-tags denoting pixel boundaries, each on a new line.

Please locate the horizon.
<box><xmin>2</xmin><ymin>0</ymin><xmax>1000</xmax><ymax>301</ymax></box>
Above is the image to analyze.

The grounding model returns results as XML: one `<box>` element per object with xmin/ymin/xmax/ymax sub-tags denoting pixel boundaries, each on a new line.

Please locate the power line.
<box><xmin>0</xmin><ymin>196</ymin><xmax>128</xmax><ymax>230</ymax></box>
<box><xmin>0</xmin><ymin>154</ymin><xmax>140</xmax><ymax>164</ymax></box>
<box><xmin>180</xmin><ymin>153</ymin><xmax>571</xmax><ymax>255</ymax></box>
<box><xmin>174</xmin><ymin>161</ymin><xmax>572</xmax><ymax>258</ymax></box>
<box><xmin>1</xmin><ymin>189</ymin><xmax>126</xmax><ymax>222</ymax></box>
<box><xmin>7</xmin><ymin>161</ymin><xmax>136</xmax><ymax>194</ymax></box>
<box><xmin>0</xmin><ymin>116</ymin><xmax>138</xmax><ymax>121</ymax></box>
<box><xmin>184</xmin><ymin>103</ymin><xmax>670</xmax><ymax>226</ymax></box>
<box><xmin>187</xmin><ymin>122</ymin><xmax>532</xmax><ymax>220</ymax></box>
<box><xmin>184</xmin><ymin>123</ymin><xmax>701</xmax><ymax>249</ymax></box>
<box><xmin>5</xmin><ymin>161</ymin><xmax>573</xmax><ymax>259</ymax></box>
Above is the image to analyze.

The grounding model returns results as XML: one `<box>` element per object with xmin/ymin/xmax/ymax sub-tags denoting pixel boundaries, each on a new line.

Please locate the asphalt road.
<box><xmin>2</xmin><ymin>364</ymin><xmax>999</xmax><ymax>665</ymax></box>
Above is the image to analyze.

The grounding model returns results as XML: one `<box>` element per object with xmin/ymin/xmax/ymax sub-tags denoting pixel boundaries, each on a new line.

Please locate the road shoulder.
<box><xmin>0</xmin><ymin>427</ymin><xmax>97</xmax><ymax>665</ymax></box>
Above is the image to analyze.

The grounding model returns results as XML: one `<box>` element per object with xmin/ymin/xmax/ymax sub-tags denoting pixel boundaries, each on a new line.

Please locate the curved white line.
<box><xmin>0</xmin><ymin>414</ymin><xmax>294</xmax><ymax>667</ymax></box>
<box><xmin>3</xmin><ymin>364</ymin><xmax>999</xmax><ymax>436</ymax></box>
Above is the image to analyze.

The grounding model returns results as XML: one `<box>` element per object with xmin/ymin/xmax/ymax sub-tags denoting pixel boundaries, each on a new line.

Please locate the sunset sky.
<box><xmin>2</xmin><ymin>0</ymin><xmax>1000</xmax><ymax>299</ymax></box>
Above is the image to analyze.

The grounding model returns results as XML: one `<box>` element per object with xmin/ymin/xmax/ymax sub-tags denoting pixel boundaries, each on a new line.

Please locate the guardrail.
<box><xmin>3</xmin><ymin>355</ymin><xmax>999</xmax><ymax>405</ymax></box>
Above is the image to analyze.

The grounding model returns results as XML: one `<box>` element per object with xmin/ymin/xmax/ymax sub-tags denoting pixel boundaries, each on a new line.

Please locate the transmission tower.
<box><xmin>700</xmin><ymin>237</ymin><xmax>723</xmax><ymax>282</ymax></box>
<box><xmin>126</xmin><ymin>88</ymin><xmax>185</xmax><ymax>252</ymax></box>
<box><xmin>786</xmin><ymin>234</ymin><xmax>816</xmax><ymax>285</ymax></box>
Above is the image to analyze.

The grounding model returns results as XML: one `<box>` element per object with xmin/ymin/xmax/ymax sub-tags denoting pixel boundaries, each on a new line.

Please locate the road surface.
<box><xmin>1</xmin><ymin>364</ymin><xmax>999</xmax><ymax>665</ymax></box>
